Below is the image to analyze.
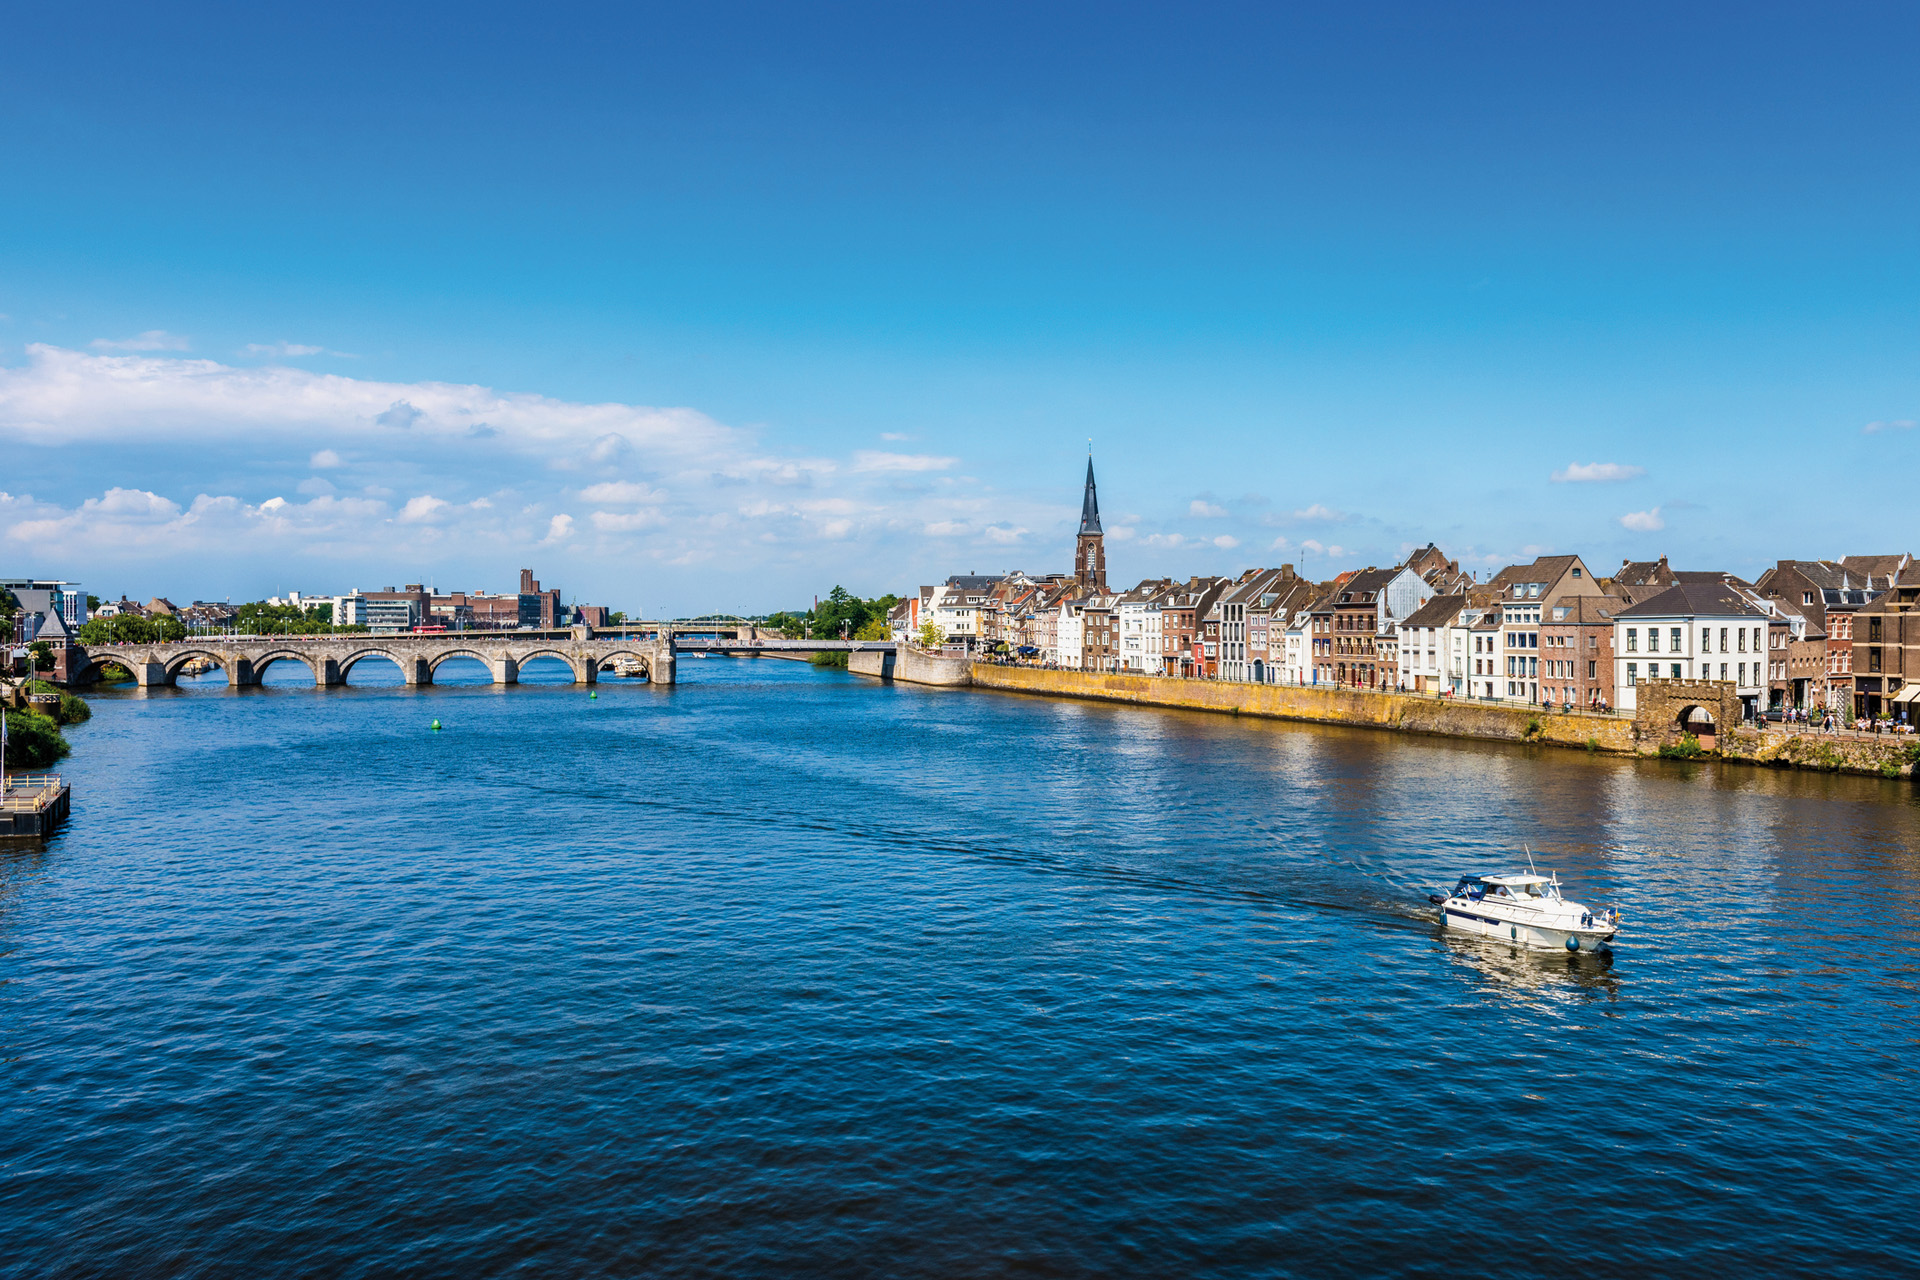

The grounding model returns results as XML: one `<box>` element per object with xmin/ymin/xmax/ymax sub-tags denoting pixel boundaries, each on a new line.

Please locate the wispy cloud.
<box><xmin>1292</xmin><ymin>503</ymin><xmax>1345</xmax><ymax>522</ymax></box>
<box><xmin>1189</xmin><ymin>499</ymin><xmax>1228</xmax><ymax>518</ymax></box>
<box><xmin>851</xmin><ymin>450</ymin><xmax>957</xmax><ymax>473</ymax></box>
<box><xmin>1619</xmin><ymin>507</ymin><xmax>1665</xmax><ymax>532</ymax></box>
<box><xmin>309</xmin><ymin>449</ymin><xmax>342</xmax><ymax>469</ymax></box>
<box><xmin>243</xmin><ymin>342</ymin><xmax>326</xmax><ymax>357</ymax></box>
<box><xmin>1552</xmin><ymin>461</ymin><xmax>1645</xmax><ymax>483</ymax></box>
<box><xmin>91</xmin><ymin>330</ymin><xmax>189</xmax><ymax>352</ymax></box>
<box><xmin>579</xmin><ymin>481</ymin><xmax>667</xmax><ymax>505</ymax></box>
<box><xmin>1212</xmin><ymin>534</ymin><xmax>1240</xmax><ymax>549</ymax></box>
<box><xmin>1864</xmin><ymin>419</ymin><xmax>1916</xmax><ymax>434</ymax></box>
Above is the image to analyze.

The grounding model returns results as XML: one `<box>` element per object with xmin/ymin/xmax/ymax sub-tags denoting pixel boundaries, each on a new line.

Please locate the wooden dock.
<box><xmin>1</xmin><ymin>774</ymin><xmax>71</xmax><ymax>837</ymax></box>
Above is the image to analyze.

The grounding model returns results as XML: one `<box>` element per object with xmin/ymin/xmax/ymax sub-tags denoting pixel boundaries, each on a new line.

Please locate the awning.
<box><xmin>1892</xmin><ymin>684</ymin><xmax>1920</xmax><ymax>704</ymax></box>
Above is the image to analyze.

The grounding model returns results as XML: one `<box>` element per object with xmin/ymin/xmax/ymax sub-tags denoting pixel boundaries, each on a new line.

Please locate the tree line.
<box><xmin>764</xmin><ymin>586</ymin><xmax>900</xmax><ymax>643</ymax></box>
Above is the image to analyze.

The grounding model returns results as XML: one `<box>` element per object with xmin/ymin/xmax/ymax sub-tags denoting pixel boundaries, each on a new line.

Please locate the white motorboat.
<box><xmin>1428</xmin><ymin>872</ymin><xmax>1619</xmax><ymax>953</ymax></box>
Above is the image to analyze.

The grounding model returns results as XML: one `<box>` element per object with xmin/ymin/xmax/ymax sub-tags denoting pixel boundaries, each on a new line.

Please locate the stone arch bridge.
<box><xmin>70</xmin><ymin>630</ymin><xmax>681</xmax><ymax>688</ymax></box>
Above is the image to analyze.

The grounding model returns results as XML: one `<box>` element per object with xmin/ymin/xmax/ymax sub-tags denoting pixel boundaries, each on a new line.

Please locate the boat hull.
<box><xmin>1440</xmin><ymin>905</ymin><xmax>1616</xmax><ymax>953</ymax></box>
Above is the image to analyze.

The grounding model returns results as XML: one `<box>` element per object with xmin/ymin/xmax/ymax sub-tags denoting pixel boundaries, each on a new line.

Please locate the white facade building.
<box><xmin>1612</xmin><ymin>582</ymin><xmax>1770</xmax><ymax>715</ymax></box>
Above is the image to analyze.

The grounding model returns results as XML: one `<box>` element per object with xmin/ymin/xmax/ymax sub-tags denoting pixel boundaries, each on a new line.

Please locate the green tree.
<box><xmin>919</xmin><ymin>621</ymin><xmax>945</xmax><ymax>649</ymax></box>
<box><xmin>3</xmin><ymin>708</ymin><xmax>69</xmax><ymax>769</ymax></box>
<box><xmin>77</xmin><ymin>614</ymin><xmax>188</xmax><ymax>645</ymax></box>
<box><xmin>28</xmin><ymin>640</ymin><xmax>54</xmax><ymax>671</ymax></box>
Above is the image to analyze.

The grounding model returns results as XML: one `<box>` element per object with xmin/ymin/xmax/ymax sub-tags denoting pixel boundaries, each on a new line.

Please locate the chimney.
<box><xmin>520</xmin><ymin>569</ymin><xmax>537</xmax><ymax>593</ymax></box>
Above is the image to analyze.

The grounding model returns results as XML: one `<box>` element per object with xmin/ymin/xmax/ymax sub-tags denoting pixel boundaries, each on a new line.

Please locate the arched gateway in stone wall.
<box><xmin>1632</xmin><ymin>678</ymin><xmax>1742</xmax><ymax>751</ymax></box>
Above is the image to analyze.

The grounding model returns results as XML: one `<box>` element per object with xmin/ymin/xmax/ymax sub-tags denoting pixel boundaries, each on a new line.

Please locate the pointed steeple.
<box><xmin>1079</xmin><ymin>456</ymin><xmax>1102</xmax><ymax>536</ymax></box>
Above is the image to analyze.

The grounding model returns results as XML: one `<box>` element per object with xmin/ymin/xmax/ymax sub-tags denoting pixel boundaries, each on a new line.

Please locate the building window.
<box><xmin>1587</xmin><ymin>660</ymin><xmax>1596</xmax><ymax>679</ymax></box>
<box><xmin>1626</xmin><ymin>628</ymin><xmax>1638</xmax><ymax>652</ymax></box>
<box><xmin>1670</xmin><ymin>663</ymin><xmax>1681</xmax><ymax>679</ymax></box>
<box><xmin>1649</xmin><ymin>629</ymin><xmax>1660</xmax><ymax>653</ymax></box>
<box><xmin>1627</xmin><ymin>663</ymin><xmax>1637</xmax><ymax>685</ymax></box>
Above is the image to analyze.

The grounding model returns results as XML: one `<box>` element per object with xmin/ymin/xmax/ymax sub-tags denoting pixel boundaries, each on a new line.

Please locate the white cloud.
<box><xmin>0</xmin><ymin>346</ymin><xmax>1094</xmax><ymax>591</ymax></box>
<box><xmin>1551</xmin><ymin>462</ymin><xmax>1646</xmax><ymax>483</ymax></box>
<box><xmin>90</xmin><ymin>330</ymin><xmax>189</xmax><ymax>352</ymax></box>
<box><xmin>1619</xmin><ymin>507</ymin><xmax>1665</xmax><ymax>532</ymax></box>
<box><xmin>1269</xmin><ymin>536</ymin><xmax>1291</xmax><ymax>550</ymax></box>
<box><xmin>1212</xmin><ymin>535</ymin><xmax>1240</xmax><ymax>549</ymax></box>
<box><xmin>1189</xmin><ymin>500</ymin><xmax>1228</xmax><ymax>518</ymax></box>
<box><xmin>1300</xmin><ymin>539</ymin><xmax>1346</xmax><ymax>556</ymax></box>
<box><xmin>1292</xmin><ymin>503</ymin><xmax>1345</xmax><ymax>522</ymax></box>
<box><xmin>851</xmin><ymin>450</ymin><xmax>957</xmax><ymax>473</ymax></box>
<box><xmin>1108</xmin><ymin>525</ymin><xmax>1136</xmax><ymax>542</ymax></box>
<box><xmin>1864</xmin><ymin>419</ymin><xmax>1916</xmax><ymax>434</ymax></box>
<box><xmin>589</xmin><ymin>509</ymin><xmax>666</xmax><ymax>533</ymax></box>
<box><xmin>879</xmin><ymin>432</ymin><xmax>914</xmax><ymax>442</ymax></box>
<box><xmin>243</xmin><ymin>342</ymin><xmax>326</xmax><ymax>358</ymax></box>
<box><xmin>579</xmin><ymin>481</ymin><xmax>667</xmax><ymax>505</ymax></box>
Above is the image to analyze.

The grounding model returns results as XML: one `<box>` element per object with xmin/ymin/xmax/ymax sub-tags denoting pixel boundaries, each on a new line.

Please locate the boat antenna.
<box><xmin>1524</xmin><ymin>844</ymin><xmax>1538</xmax><ymax>875</ymax></box>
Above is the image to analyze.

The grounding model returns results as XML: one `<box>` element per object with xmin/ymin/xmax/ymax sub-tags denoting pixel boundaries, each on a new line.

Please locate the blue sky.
<box><xmin>3</xmin><ymin>2</ymin><xmax>1918</xmax><ymax>612</ymax></box>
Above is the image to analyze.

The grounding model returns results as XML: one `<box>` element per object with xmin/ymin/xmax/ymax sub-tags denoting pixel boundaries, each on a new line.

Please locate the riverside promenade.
<box><xmin>850</xmin><ymin>651</ymin><xmax>1918</xmax><ymax>778</ymax></box>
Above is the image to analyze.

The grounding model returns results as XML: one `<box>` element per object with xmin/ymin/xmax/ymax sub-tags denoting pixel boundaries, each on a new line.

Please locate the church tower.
<box><xmin>1076</xmin><ymin>455</ymin><xmax>1106</xmax><ymax>590</ymax></box>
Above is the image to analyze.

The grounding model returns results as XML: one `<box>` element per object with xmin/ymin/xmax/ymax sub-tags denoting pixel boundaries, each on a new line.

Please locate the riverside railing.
<box><xmin>1</xmin><ymin>774</ymin><xmax>67</xmax><ymax>812</ymax></box>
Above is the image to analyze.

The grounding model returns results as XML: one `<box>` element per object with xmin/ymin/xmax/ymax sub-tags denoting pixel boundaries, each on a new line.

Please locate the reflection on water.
<box><xmin>1437</xmin><ymin>929</ymin><xmax>1622</xmax><ymax>1005</ymax></box>
<box><xmin>5</xmin><ymin>659</ymin><xmax>1920</xmax><ymax>1277</ymax></box>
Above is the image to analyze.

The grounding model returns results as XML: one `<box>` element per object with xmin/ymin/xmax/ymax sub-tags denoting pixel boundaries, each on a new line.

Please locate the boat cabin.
<box><xmin>1450</xmin><ymin>874</ymin><xmax>1561</xmax><ymax>902</ymax></box>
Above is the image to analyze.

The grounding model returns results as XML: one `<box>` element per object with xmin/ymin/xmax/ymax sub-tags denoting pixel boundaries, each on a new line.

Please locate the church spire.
<box><xmin>1079</xmin><ymin>455</ymin><xmax>1102</xmax><ymax>536</ymax></box>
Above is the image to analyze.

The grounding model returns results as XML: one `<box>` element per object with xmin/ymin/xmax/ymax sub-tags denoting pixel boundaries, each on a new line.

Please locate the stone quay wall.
<box><xmin>964</xmin><ymin>665</ymin><xmax>1640</xmax><ymax>751</ymax></box>
<box><xmin>848</xmin><ymin>647</ymin><xmax>973</xmax><ymax>686</ymax></box>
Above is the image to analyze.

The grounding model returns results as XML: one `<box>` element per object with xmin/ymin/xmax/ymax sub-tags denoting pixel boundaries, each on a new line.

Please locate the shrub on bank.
<box><xmin>810</xmin><ymin>651</ymin><xmax>850</xmax><ymax>669</ymax></box>
<box><xmin>24</xmin><ymin>680</ymin><xmax>92</xmax><ymax>724</ymax></box>
<box><xmin>3</xmin><ymin>708</ymin><xmax>69</xmax><ymax>769</ymax></box>
<box><xmin>1658</xmin><ymin>734</ymin><xmax>1704</xmax><ymax>759</ymax></box>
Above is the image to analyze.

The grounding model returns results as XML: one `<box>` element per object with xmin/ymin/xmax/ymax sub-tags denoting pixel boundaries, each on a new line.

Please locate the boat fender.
<box><xmin>1428</xmin><ymin>894</ymin><xmax>1446</xmax><ymax>906</ymax></box>
<box><xmin>1565</xmin><ymin>936</ymin><xmax>1580</xmax><ymax>952</ymax></box>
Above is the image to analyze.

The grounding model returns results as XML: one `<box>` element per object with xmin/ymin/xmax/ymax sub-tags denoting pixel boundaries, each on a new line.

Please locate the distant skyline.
<box><xmin>4</xmin><ymin>2</ymin><xmax>1918</xmax><ymax>612</ymax></box>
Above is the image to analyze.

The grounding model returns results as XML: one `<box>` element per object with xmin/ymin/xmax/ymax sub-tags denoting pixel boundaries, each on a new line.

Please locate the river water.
<box><xmin>4</xmin><ymin>656</ymin><xmax>1919</xmax><ymax>1277</ymax></box>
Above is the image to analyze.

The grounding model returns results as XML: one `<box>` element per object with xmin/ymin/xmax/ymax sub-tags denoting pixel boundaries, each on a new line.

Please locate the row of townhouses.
<box><xmin>887</xmin><ymin>462</ymin><xmax>1920</xmax><ymax>722</ymax></box>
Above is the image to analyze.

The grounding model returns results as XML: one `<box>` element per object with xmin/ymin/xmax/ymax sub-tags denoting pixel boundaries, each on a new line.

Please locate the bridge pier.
<box><xmin>400</xmin><ymin>657</ymin><xmax>431</xmax><ymax>686</ymax></box>
<box><xmin>131</xmin><ymin>661</ymin><xmax>172</xmax><ymax>688</ymax></box>
<box><xmin>652</xmin><ymin>648</ymin><xmax>676</xmax><ymax>686</ymax></box>
<box><xmin>316</xmin><ymin>658</ymin><xmax>344</xmax><ymax>687</ymax></box>
<box><xmin>491</xmin><ymin>657</ymin><xmax>518</xmax><ymax>685</ymax></box>
<box><xmin>229</xmin><ymin>658</ymin><xmax>259</xmax><ymax>687</ymax></box>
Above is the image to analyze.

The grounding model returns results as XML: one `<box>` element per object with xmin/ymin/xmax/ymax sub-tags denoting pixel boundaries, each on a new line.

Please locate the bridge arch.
<box><xmin>162</xmin><ymin>648</ymin><xmax>236</xmax><ymax>684</ymax></box>
<box><xmin>427</xmin><ymin>648</ymin><xmax>496</xmax><ymax>675</ymax></box>
<box><xmin>513</xmin><ymin>648</ymin><xmax>588</xmax><ymax>683</ymax></box>
<box><xmin>337</xmin><ymin>647</ymin><xmax>413</xmax><ymax>682</ymax></box>
<box><xmin>594</xmin><ymin>648</ymin><xmax>653</xmax><ymax>680</ymax></box>
<box><xmin>250</xmin><ymin>649</ymin><xmax>322</xmax><ymax>683</ymax></box>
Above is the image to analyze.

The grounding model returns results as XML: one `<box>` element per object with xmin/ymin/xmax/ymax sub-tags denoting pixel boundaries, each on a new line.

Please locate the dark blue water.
<box><xmin>5</xmin><ymin>656</ymin><xmax>1919</xmax><ymax>1277</ymax></box>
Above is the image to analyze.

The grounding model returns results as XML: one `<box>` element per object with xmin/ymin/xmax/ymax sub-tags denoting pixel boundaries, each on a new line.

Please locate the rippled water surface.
<box><xmin>5</xmin><ymin>657</ymin><xmax>1920</xmax><ymax>1277</ymax></box>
